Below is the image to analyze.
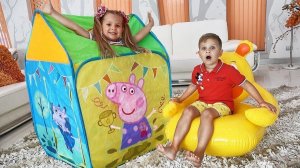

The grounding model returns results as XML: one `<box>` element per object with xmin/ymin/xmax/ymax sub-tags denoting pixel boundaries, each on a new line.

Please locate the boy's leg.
<box><xmin>157</xmin><ymin>105</ymin><xmax>200</xmax><ymax>160</ymax></box>
<box><xmin>186</xmin><ymin>108</ymin><xmax>219</xmax><ymax>167</ymax></box>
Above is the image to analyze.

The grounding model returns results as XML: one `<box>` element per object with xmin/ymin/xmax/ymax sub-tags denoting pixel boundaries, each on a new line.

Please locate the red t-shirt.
<box><xmin>191</xmin><ymin>60</ymin><xmax>246</xmax><ymax>111</ymax></box>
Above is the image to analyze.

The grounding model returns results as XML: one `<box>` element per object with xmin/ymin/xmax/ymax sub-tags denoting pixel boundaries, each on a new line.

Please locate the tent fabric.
<box><xmin>43</xmin><ymin>13</ymin><xmax>168</xmax><ymax>68</ymax></box>
<box><xmin>25</xmin><ymin>10</ymin><xmax>171</xmax><ymax>168</ymax></box>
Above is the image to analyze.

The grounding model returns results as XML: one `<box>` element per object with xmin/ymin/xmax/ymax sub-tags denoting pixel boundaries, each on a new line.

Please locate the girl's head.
<box><xmin>100</xmin><ymin>12</ymin><xmax>124</xmax><ymax>42</ymax></box>
<box><xmin>93</xmin><ymin>6</ymin><xmax>144</xmax><ymax>58</ymax></box>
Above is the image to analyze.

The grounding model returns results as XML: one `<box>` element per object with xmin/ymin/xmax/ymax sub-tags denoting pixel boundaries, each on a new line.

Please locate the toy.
<box><xmin>163</xmin><ymin>41</ymin><xmax>280</xmax><ymax>156</ymax></box>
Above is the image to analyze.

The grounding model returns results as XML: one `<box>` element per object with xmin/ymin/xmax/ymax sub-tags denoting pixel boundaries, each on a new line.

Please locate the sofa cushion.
<box><xmin>151</xmin><ymin>24</ymin><xmax>173</xmax><ymax>56</ymax></box>
<box><xmin>172</xmin><ymin>20</ymin><xmax>228</xmax><ymax>61</ymax></box>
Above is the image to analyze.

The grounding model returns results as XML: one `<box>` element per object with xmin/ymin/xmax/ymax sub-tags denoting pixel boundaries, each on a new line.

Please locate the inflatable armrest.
<box><xmin>245</xmin><ymin>82</ymin><xmax>279</xmax><ymax>127</ymax></box>
<box><xmin>245</xmin><ymin>108</ymin><xmax>279</xmax><ymax>127</ymax></box>
<box><xmin>163</xmin><ymin>90</ymin><xmax>199</xmax><ymax>118</ymax></box>
<box><xmin>163</xmin><ymin>87</ymin><xmax>201</xmax><ymax>118</ymax></box>
<box><xmin>162</xmin><ymin>101</ymin><xmax>182</xmax><ymax>118</ymax></box>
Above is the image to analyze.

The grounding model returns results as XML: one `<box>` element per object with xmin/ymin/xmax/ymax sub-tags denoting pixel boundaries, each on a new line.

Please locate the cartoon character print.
<box><xmin>51</xmin><ymin>103</ymin><xmax>75</xmax><ymax>152</ymax></box>
<box><xmin>195</xmin><ymin>72</ymin><xmax>204</xmax><ymax>90</ymax></box>
<box><xmin>105</xmin><ymin>74</ymin><xmax>152</xmax><ymax>149</ymax></box>
<box><xmin>195</xmin><ymin>72</ymin><xmax>203</xmax><ymax>84</ymax></box>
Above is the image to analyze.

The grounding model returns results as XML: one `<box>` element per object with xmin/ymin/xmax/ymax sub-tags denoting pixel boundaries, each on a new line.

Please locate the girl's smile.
<box><xmin>101</xmin><ymin>13</ymin><xmax>124</xmax><ymax>41</ymax></box>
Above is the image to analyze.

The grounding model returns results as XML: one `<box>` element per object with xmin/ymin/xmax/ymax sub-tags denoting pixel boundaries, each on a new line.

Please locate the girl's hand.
<box><xmin>133</xmin><ymin>12</ymin><xmax>154</xmax><ymax>42</ymax></box>
<box><xmin>259</xmin><ymin>101</ymin><xmax>277</xmax><ymax>113</ymax></box>
<box><xmin>34</xmin><ymin>0</ymin><xmax>54</xmax><ymax>15</ymax></box>
<box><xmin>146</xmin><ymin>12</ymin><xmax>154</xmax><ymax>28</ymax></box>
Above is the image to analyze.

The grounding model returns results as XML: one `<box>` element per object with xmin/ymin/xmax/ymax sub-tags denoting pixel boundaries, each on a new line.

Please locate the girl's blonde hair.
<box><xmin>93</xmin><ymin>10</ymin><xmax>146</xmax><ymax>58</ymax></box>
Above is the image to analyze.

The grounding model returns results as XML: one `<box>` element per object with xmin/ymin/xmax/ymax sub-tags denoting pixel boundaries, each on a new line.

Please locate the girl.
<box><xmin>35</xmin><ymin>0</ymin><xmax>154</xmax><ymax>58</ymax></box>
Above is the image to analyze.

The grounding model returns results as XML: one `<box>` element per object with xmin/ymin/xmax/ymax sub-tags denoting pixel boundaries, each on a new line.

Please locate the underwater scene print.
<box><xmin>26</xmin><ymin>60</ymin><xmax>88</xmax><ymax>167</ymax></box>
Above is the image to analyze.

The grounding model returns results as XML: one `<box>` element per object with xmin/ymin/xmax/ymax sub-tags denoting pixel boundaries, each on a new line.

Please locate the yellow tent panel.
<box><xmin>26</xmin><ymin>14</ymin><xmax>69</xmax><ymax>64</ymax></box>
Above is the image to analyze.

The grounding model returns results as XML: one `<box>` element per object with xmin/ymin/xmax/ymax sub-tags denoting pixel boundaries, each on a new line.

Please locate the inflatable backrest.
<box><xmin>220</xmin><ymin>40</ymin><xmax>255</xmax><ymax>102</ymax></box>
<box><xmin>25</xmin><ymin>11</ymin><xmax>171</xmax><ymax>167</ymax></box>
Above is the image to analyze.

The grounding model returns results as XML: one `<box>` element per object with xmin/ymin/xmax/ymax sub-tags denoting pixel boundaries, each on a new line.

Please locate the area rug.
<box><xmin>1</xmin><ymin>85</ymin><xmax>300</xmax><ymax>168</ymax></box>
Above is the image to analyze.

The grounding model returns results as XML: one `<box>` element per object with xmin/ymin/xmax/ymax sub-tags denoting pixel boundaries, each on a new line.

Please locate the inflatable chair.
<box><xmin>163</xmin><ymin>41</ymin><xmax>280</xmax><ymax>157</ymax></box>
<box><xmin>25</xmin><ymin>11</ymin><xmax>171</xmax><ymax>167</ymax></box>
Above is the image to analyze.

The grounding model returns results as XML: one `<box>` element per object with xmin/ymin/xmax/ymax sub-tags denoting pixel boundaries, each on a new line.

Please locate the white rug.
<box><xmin>1</xmin><ymin>85</ymin><xmax>300</xmax><ymax>168</ymax></box>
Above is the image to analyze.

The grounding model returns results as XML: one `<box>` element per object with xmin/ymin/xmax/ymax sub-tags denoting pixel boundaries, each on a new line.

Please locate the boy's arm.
<box><xmin>36</xmin><ymin>0</ymin><xmax>90</xmax><ymax>39</ymax></box>
<box><xmin>134</xmin><ymin>12</ymin><xmax>154</xmax><ymax>42</ymax></box>
<box><xmin>241</xmin><ymin>80</ymin><xmax>277</xmax><ymax>113</ymax></box>
<box><xmin>173</xmin><ymin>83</ymin><xmax>197</xmax><ymax>103</ymax></box>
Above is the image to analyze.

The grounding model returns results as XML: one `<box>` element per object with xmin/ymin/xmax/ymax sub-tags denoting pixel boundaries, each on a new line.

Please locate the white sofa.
<box><xmin>0</xmin><ymin>54</ymin><xmax>31</xmax><ymax>135</ymax></box>
<box><xmin>151</xmin><ymin>19</ymin><xmax>258</xmax><ymax>86</ymax></box>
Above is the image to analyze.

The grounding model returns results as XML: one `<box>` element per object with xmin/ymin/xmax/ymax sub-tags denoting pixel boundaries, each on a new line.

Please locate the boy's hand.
<box><xmin>34</xmin><ymin>0</ymin><xmax>54</xmax><ymax>15</ymax></box>
<box><xmin>146</xmin><ymin>12</ymin><xmax>154</xmax><ymax>28</ymax></box>
<box><xmin>171</xmin><ymin>97</ymin><xmax>181</xmax><ymax>103</ymax></box>
<box><xmin>259</xmin><ymin>101</ymin><xmax>277</xmax><ymax>113</ymax></box>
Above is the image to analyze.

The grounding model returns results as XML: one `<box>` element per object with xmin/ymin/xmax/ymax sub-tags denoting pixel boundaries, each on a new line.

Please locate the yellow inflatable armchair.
<box><xmin>163</xmin><ymin>41</ymin><xmax>280</xmax><ymax>157</ymax></box>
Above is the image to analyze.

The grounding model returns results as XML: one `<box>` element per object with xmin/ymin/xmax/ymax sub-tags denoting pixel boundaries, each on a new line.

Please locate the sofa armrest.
<box><xmin>0</xmin><ymin>82</ymin><xmax>31</xmax><ymax>135</ymax></box>
<box><xmin>151</xmin><ymin>25</ymin><xmax>173</xmax><ymax>56</ymax></box>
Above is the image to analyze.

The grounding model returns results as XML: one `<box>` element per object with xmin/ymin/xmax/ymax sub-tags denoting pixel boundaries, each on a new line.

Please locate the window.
<box><xmin>0</xmin><ymin>2</ymin><xmax>11</xmax><ymax>48</ymax></box>
<box><xmin>227</xmin><ymin>0</ymin><xmax>267</xmax><ymax>50</ymax></box>
<box><xmin>94</xmin><ymin>0</ymin><xmax>132</xmax><ymax>15</ymax></box>
<box><xmin>157</xmin><ymin>0</ymin><xmax>189</xmax><ymax>25</ymax></box>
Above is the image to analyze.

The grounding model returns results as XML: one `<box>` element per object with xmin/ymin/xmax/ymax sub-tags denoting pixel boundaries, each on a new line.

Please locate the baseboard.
<box><xmin>259</xmin><ymin>51</ymin><xmax>300</xmax><ymax>65</ymax></box>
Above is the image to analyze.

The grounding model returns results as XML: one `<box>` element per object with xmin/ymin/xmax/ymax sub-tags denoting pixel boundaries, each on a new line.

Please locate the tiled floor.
<box><xmin>1</xmin><ymin>63</ymin><xmax>300</xmax><ymax>150</ymax></box>
<box><xmin>254</xmin><ymin>64</ymin><xmax>300</xmax><ymax>88</ymax></box>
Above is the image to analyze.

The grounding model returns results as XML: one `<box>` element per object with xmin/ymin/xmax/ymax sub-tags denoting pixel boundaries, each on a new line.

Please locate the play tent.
<box><xmin>25</xmin><ymin>11</ymin><xmax>171</xmax><ymax>167</ymax></box>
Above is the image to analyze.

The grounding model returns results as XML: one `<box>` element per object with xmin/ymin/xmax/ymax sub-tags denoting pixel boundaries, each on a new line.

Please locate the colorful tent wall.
<box><xmin>25</xmin><ymin>11</ymin><xmax>171</xmax><ymax>168</ymax></box>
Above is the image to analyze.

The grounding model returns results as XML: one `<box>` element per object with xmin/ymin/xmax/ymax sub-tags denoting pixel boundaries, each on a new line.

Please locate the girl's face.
<box><xmin>101</xmin><ymin>13</ymin><xmax>124</xmax><ymax>41</ymax></box>
<box><xmin>198</xmin><ymin>38</ymin><xmax>223</xmax><ymax>68</ymax></box>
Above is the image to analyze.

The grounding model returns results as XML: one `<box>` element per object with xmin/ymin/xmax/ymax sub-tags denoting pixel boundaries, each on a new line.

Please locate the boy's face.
<box><xmin>198</xmin><ymin>38</ymin><xmax>223</xmax><ymax>66</ymax></box>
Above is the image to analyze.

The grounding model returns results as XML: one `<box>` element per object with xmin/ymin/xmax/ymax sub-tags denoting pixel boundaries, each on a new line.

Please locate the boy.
<box><xmin>157</xmin><ymin>33</ymin><xmax>277</xmax><ymax>167</ymax></box>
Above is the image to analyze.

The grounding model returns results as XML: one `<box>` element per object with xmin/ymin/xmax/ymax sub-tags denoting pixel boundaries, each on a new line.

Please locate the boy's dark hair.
<box><xmin>198</xmin><ymin>33</ymin><xmax>222</xmax><ymax>49</ymax></box>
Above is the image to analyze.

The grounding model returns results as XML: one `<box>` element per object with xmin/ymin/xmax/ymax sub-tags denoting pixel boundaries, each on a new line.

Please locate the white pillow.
<box><xmin>151</xmin><ymin>25</ymin><xmax>173</xmax><ymax>57</ymax></box>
